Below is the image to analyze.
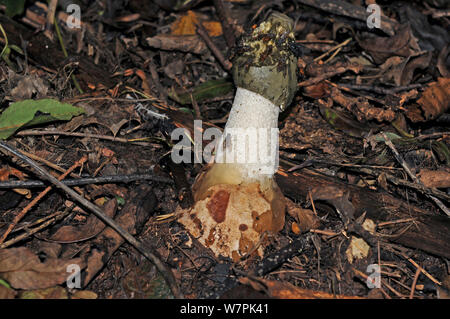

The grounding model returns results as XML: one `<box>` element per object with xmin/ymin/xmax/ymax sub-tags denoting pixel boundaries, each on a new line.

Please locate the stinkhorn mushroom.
<box><xmin>178</xmin><ymin>12</ymin><xmax>298</xmax><ymax>261</ymax></box>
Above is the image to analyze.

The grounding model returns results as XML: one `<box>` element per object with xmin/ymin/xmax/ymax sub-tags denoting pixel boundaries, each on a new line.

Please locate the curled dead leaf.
<box><xmin>357</xmin><ymin>24</ymin><xmax>420</xmax><ymax>65</ymax></box>
<box><xmin>0</xmin><ymin>247</ymin><xmax>85</xmax><ymax>290</ymax></box>
<box><xmin>416</xmin><ymin>77</ymin><xmax>450</xmax><ymax>121</ymax></box>
<box><xmin>286</xmin><ymin>199</ymin><xmax>320</xmax><ymax>233</ymax></box>
<box><xmin>346</xmin><ymin>236</ymin><xmax>370</xmax><ymax>264</ymax></box>
<box><xmin>48</xmin><ymin>198</ymin><xmax>117</xmax><ymax>243</ymax></box>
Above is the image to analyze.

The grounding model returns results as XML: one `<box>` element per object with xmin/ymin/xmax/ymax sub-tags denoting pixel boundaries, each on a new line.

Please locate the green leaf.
<box><xmin>0</xmin><ymin>0</ymin><xmax>26</xmax><ymax>17</ymax></box>
<box><xmin>169</xmin><ymin>78</ymin><xmax>233</xmax><ymax>105</ymax></box>
<box><xmin>319</xmin><ymin>105</ymin><xmax>372</xmax><ymax>138</ymax></box>
<box><xmin>0</xmin><ymin>99</ymin><xmax>85</xmax><ymax>139</ymax></box>
<box><xmin>115</xmin><ymin>196</ymin><xmax>125</xmax><ymax>206</ymax></box>
<box><xmin>0</xmin><ymin>278</ymin><xmax>11</xmax><ymax>289</ymax></box>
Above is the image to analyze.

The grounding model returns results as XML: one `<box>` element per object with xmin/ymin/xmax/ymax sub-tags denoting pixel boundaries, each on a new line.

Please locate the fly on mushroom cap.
<box><xmin>232</xmin><ymin>12</ymin><xmax>298</xmax><ymax>111</ymax></box>
<box><xmin>178</xmin><ymin>12</ymin><xmax>298</xmax><ymax>262</ymax></box>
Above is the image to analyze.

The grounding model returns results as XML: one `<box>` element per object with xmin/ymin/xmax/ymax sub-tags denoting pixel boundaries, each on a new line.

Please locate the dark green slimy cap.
<box><xmin>232</xmin><ymin>12</ymin><xmax>298</xmax><ymax>111</ymax></box>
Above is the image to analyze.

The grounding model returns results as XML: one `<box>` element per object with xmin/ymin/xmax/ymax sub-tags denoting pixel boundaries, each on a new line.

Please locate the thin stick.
<box><xmin>196</xmin><ymin>22</ymin><xmax>232</xmax><ymax>71</ymax></box>
<box><xmin>409</xmin><ymin>268</ymin><xmax>421</xmax><ymax>299</ymax></box>
<box><xmin>308</xmin><ymin>190</ymin><xmax>318</xmax><ymax>217</ymax></box>
<box><xmin>190</xmin><ymin>93</ymin><xmax>203</xmax><ymax>120</ymax></box>
<box><xmin>0</xmin><ymin>173</ymin><xmax>173</xmax><ymax>189</ymax></box>
<box><xmin>377</xmin><ymin>218</ymin><xmax>416</xmax><ymax>228</ymax></box>
<box><xmin>309</xmin><ymin>229</ymin><xmax>339</xmax><ymax>237</ymax></box>
<box><xmin>212</xmin><ymin>0</ymin><xmax>236</xmax><ymax>48</ymax></box>
<box><xmin>0</xmin><ymin>209</ymin><xmax>71</xmax><ymax>249</ymax></box>
<box><xmin>381</xmin><ymin>132</ymin><xmax>450</xmax><ymax>217</ymax></box>
<box><xmin>351</xmin><ymin>268</ymin><xmax>391</xmax><ymax>299</ymax></box>
<box><xmin>0</xmin><ymin>156</ymin><xmax>86</xmax><ymax>245</ymax></box>
<box><xmin>0</xmin><ymin>141</ymin><xmax>183</xmax><ymax>298</ymax></box>
<box><xmin>16</xmin><ymin>129</ymin><xmax>156</xmax><ymax>146</ymax></box>
<box><xmin>404</xmin><ymin>255</ymin><xmax>441</xmax><ymax>286</ymax></box>
<box><xmin>314</xmin><ymin>38</ymin><xmax>351</xmax><ymax>63</ymax></box>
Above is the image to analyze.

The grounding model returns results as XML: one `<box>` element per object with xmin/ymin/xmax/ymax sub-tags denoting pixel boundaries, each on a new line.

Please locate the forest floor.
<box><xmin>0</xmin><ymin>0</ymin><xmax>449</xmax><ymax>300</ymax></box>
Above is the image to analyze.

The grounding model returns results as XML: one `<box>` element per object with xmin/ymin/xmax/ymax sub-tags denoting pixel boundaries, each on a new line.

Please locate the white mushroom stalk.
<box><xmin>178</xmin><ymin>12</ymin><xmax>298</xmax><ymax>261</ymax></box>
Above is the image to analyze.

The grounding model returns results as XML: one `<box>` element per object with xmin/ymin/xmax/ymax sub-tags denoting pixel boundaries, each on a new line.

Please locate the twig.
<box><xmin>0</xmin><ymin>173</ymin><xmax>173</xmax><ymax>189</ymax></box>
<box><xmin>196</xmin><ymin>22</ymin><xmax>232</xmax><ymax>71</ymax></box>
<box><xmin>16</xmin><ymin>129</ymin><xmax>158</xmax><ymax>146</ymax></box>
<box><xmin>314</xmin><ymin>37</ymin><xmax>351</xmax><ymax>63</ymax></box>
<box><xmin>298</xmin><ymin>65</ymin><xmax>361</xmax><ymax>87</ymax></box>
<box><xmin>404</xmin><ymin>255</ymin><xmax>441</xmax><ymax>286</ymax></box>
<box><xmin>415</xmin><ymin>132</ymin><xmax>450</xmax><ymax>140</ymax></box>
<box><xmin>0</xmin><ymin>141</ymin><xmax>183</xmax><ymax>298</ymax></box>
<box><xmin>381</xmin><ymin>132</ymin><xmax>450</xmax><ymax>217</ymax></box>
<box><xmin>386</xmin><ymin>244</ymin><xmax>442</xmax><ymax>286</ymax></box>
<box><xmin>338</xmin><ymin>83</ymin><xmax>423</xmax><ymax>95</ymax></box>
<box><xmin>309</xmin><ymin>229</ymin><xmax>339</xmax><ymax>237</ymax></box>
<box><xmin>409</xmin><ymin>268</ymin><xmax>421</xmax><ymax>299</ymax></box>
<box><xmin>0</xmin><ymin>156</ymin><xmax>86</xmax><ymax>245</ymax></box>
<box><xmin>190</xmin><ymin>93</ymin><xmax>203</xmax><ymax>120</ymax></box>
<box><xmin>377</xmin><ymin>218</ymin><xmax>417</xmax><ymax>228</ymax></box>
<box><xmin>212</xmin><ymin>0</ymin><xmax>236</xmax><ymax>48</ymax></box>
<box><xmin>351</xmin><ymin>268</ymin><xmax>391</xmax><ymax>299</ymax></box>
<box><xmin>342</xmin><ymin>166</ymin><xmax>450</xmax><ymax>203</ymax></box>
<box><xmin>0</xmin><ymin>208</ymin><xmax>72</xmax><ymax>249</ymax></box>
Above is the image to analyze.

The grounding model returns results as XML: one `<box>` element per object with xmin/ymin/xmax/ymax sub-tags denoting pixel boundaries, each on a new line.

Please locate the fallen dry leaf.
<box><xmin>346</xmin><ymin>236</ymin><xmax>370</xmax><ymax>264</ymax></box>
<box><xmin>71</xmin><ymin>290</ymin><xmax>98</xmax><ymax>299</ymax></box>
<box><xmin>10</xmin><ymin>72</ymin><xmax>49</xmax><ymax>100</ymax></box>
<box><xmin>240</xmin><ymin>277</ymin><xmax>364</xmax><ymax>299</ymax></box>
<box><xmin>330</xmin><ymin>87</ymin><xmax>396</xmax><ymax>122</ymax></box>
<box><xmin>48</xmin><ymin>198</ymin><xmax>117</xmax><ymax>243</ymax></box>
<box><xmin>303</xmin><ymin>82</ymin><xmax>331</xmax><ymax>99</ymax></box>
<box><xmin>146</xmin><ymin>34</ymin><xmax>207</xmax><ymax>54</ymax></box>
<box><xmin>171</xmin><ymin>10</ymin><xmax>222</xmax><ymax>37</ymax></box>
<box><xmin>20</xmin><ymin>286</ymin><xmax>68</xmax><ymax>299</ymax></box>
<box><xmin>286</xmin><ymin>199</ymin><xmax>320</xmax><ymax>233</ymax></box>
<box><xmin>0</xmin><ymin>166</ymin><xmax>31</xmax><ymax>198</ymax></box>
<box><xmin>357</xmin><ymin>24</ymin><xmax>420</xmax><ymax>65</ymax></box>
<box><xmin>0</xmin><ymin>284</ymin><xmax>16</xmax><ymax>299</ymax></box>
<box><xmin>0</xmin><ymin>247</ymin><xmax>85</xmax><ymax>290</ymax></box>
<box><xmin>418</xmin><ymin>169</ymin><xmax>450</xmax><ymax>188</ymax></box>
<box><xmin>416</xmin><ymin>77</ymin><xmax>450</xmax><ymax>121</ymax></box>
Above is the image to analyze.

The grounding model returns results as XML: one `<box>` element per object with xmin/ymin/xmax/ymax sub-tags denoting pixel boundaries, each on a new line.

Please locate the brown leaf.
<box><xmin>146</xmin><ymin>34</ymin><xmax>207</xmax><ymax>54</ymax></box>
<box><xmin>20</xmin><ymin>286</ymin><xmax>68</xmax><ymax>299</ymax></box>
<box><xmin>240</xmin><ymin>277</ymin><xmax>364</xmax><ymax>299</ymax></box>
<box><xmin>286</xmin><ymin>199</ymin><xmax>320</xmax><ymax>233</ymax></box>
<box><xmin>48</xmin><ymin>198</ymin><xmax>117</xmax><ymax>243</ymax></box>
<box><xmin>0</xmin><ymin>247</ymin><xmax>85</xmax><ymax>290</ymax></box>
<box><xmin>416</xmin><ymin>77</ymin><xmax>450</xmax><ymax>120</ymax></box>
<box><xmin>418</xmin><ymin>169</ymin><xmax>450</xmax><ymax>189</ymax></box>
<box><xmin>330</xmin><ymin>87</ymin><xmax>396</xmax><ymax>122</ymax></box>
<box><xmin>396</xmin><ymin>52</ymin><xmax>432</xmax><ymax>86</ymax></box>
<box><xmin>311</xmin><ymin>185</ymin><xmax>355</xmax><ymax>222</ymax></box>
<box><xmin>303</xmin><ymin>82</ymin><xmax>331</xmax><ymax>99</ymax></box>
<box><xmin>0</xmin><ymin>284</ymin><xmax>16</xmax><ymax>299</ymax></box>
<box><xmin>437</xmin><ymin>44</ymin><xmax>450</xmax><ymax>78</ymax></box>
<box><xmin>10</xmin><ymin>73</ymin><xmax>49</xmax><ymax>100</ymax></box>
<box><xmin>357</xmin><ymin>24</ymin><xmax>420</xmax><ymax>65</ymax></box>
<box><xmin>171</xmin><ymin>10</ymin><xmax>222</xmax><ymax>37</ymax></box>
<box><xmin>71</xmin><ymin>290</ymin><xmax>98</xmax><ymax>299</ymax></box>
